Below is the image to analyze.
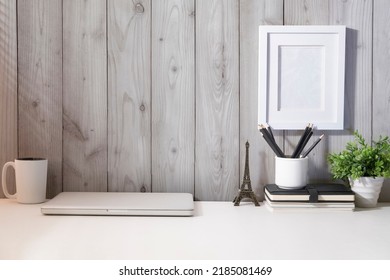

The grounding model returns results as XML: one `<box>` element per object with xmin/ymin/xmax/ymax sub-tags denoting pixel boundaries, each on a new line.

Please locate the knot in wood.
<box><xmin>135</xmin><ymin>3</ymin><xmax>144</xmax><ymax>13</ymax></box>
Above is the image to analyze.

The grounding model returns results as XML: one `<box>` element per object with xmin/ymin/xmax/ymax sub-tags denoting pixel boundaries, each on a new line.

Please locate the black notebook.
<box><xmin>264</xmin><ymin>184</ymin><xmax>355</xmax><ymax>202</ymax></box>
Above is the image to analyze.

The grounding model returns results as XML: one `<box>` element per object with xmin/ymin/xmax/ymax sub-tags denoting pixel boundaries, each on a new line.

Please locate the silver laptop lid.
<box><xmin>41</xmin><ymin>192</ymin><xmax>194</xmax><ymax>216</ymax></box>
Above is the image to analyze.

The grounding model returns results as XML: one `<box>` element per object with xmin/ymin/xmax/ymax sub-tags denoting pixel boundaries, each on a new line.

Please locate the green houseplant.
<box><xmin>328</xmin><ymin>131</ymin><xmax>390</xmax><ymax>207</ymax></box>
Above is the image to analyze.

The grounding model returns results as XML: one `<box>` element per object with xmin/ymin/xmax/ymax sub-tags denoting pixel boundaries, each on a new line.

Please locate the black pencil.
<box><xmin>291</xmin><ymin>123</ymin><xmax>312</xmax><ymax>158</ymax></box>
<box><xmin>295</xmin><ymin>129</ymin><xmax>313</xmax><ymax>158</ymax></box>
<box><xmin>265</xmin><ymin>123</ymin><xmax>275</xmax><ymax>142</ymax></box>
<box><xmin>260</xmin><ymin>132</ymin><xmax>284</xmax><ymax>157</ymax></box>
<box><xmin>300</xmin><ymin>134</ymin><xmax>324</xmax><ymax>158</ymax></box>
<box><xmin>258</xmin><ymin>124</ymin><xmax>285</xmax><ymax>157</ymax></box>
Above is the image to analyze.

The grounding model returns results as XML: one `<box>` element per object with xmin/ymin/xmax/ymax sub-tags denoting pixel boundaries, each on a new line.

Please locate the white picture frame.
<box><xmin>258</xmin><ymin>25</ymin><xmax>346</xmax><ymax>130</ymax></box>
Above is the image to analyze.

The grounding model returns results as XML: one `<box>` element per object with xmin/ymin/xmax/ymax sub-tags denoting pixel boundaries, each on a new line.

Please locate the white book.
<box><xmin>265</xmin><ymin>195</ymin><xmax>355</xmax><ymax>208</ymax></box>
<box><xmin>264</xmin><ymin>201</ymin><xmax>355</xmax><ymax>212</ymax></box>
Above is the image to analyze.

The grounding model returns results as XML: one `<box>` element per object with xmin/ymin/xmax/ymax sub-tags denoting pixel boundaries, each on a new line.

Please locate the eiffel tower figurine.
<box><xmin>233</xmin><ymin>141</ymin><xmax>260</xmax><ymax>206</ymax></box>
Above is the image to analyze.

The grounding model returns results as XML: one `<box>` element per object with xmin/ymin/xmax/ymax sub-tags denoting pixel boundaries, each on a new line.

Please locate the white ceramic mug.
<box><xmin>2</xmin><ymin>158</ymin><xmax>48</xmax><ymax>204</ymax></box>
<box><xmin>275</xmin><ymin>156</ymin><xmax>308</xmax><ymax>189</ymax></box>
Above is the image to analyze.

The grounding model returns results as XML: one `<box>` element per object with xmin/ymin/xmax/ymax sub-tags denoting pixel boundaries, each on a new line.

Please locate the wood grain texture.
<box><xmin>2</xmin><ymin>0</ymin><xmax>390</xmax><ymax>201</ymax></box>
<box><xmin>152</xmin><ymin>0</ymin><xmax>195</xmax><ymax>194</ymax></box>
<box><xmin>196</xmin><ymin>0</ymin><xmax>239</xmax><ymax>200</ymax></box>
<box><xmin>284</xmin><ymin>0</ymin><xmax>329</xmax><ymax>25</ymax></box>
<box><xmin>0</xmin><ymin>0</ymin><xmax>17</xmax><ymax>198</ymax></box>
<box><xmin>17</xmin><ymin>0</ymin><xmax>62</xmax><ymax>198</ymax></box>
<box><xmin>108</xmin><ymin>0</ymin><xmax>151</xmax><ymax>192</ymax></box>
<box><xmin>329</xmin><ymin>0</ymin><xmax>372</xmax><ymax>137</ymax></box>
<box><xmin>240</xmin><ymin>0</ymin><xmax>283</xmax><ymax>200</ymax></box>
<box><xmin>373</xmin><ymin>0</ymin><xmax>390</xmax><ymax>201</ymax></box>
<box><xmin>328</xmin><ymin>0</ymin><xmax>373</xmax><ymax>168</ymax></box>
<box><xmin>63</xmin><ymin>0</ymin><xmax>107</xmax><ymax>192</ymax></box>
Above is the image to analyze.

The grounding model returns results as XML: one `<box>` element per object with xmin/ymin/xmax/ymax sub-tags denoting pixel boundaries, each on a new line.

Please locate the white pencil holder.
<box><xmin>275</xmin><ymin>156</ymin><xmax>308</xmax><ymax>189</ymax></box>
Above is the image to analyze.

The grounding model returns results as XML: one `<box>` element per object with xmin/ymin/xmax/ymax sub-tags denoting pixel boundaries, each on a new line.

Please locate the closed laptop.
<box><xmin>41</xmin><ymin>192</ymin><xmax>194</xmax><ymax>216</ymax></box>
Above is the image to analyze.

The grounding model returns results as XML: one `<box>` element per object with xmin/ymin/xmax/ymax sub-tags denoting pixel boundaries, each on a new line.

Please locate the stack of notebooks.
<box><xmin>264</xmin><ymin>184</ymin><xmax>355</xmax><ymax>211</ymax></box>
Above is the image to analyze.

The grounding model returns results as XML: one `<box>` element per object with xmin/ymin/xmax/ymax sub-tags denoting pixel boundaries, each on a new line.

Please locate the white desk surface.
<box><xmin>1</xmin><ymin>199</ymin><xmax>390</xmax><ymax>260</ymax></box>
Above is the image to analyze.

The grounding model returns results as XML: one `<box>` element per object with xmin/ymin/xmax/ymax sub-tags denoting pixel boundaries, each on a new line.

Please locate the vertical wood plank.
<box><xmin>240</xmin><ymin>0</ymin><xmax>283</xmax><ymax>200</ymax></box>
<box><xmin>196</xmin><ymin>0</ymin><xmax>239</xmax><ymax>200</ymax></box>
<box><xmin>373</xmin><ymin>0</ymin><xmax>390</xmax><ymax>201</ymax></box>
<box><xmin>0</xmin><ymin>0</ymin><xmax>17</xmax><ymax>198</ymax></box>
<box><xmin>108</xmin><ymin>0</ymin><xmax>151</xmax><ymax>192</ymax></box>
<box><xmin>63</xmin><ymin>0</ymin><xmax>107</xmax><ymax>192</ymax></box>
<box><xmin>329</xmin><ymin>0</ymin><xmax>372</xmax><ymax>138</ymax></box>
<box><xmin>328</xmin><ymin>0</ymin><xmax>373</xmax><ymax>169</ymax></box>
<box><xmin>152</xmin><ymin>0</ymin><xmax>195</xmax><ymax>193</ymax></box>
<box><xmin>17</xmin><ymin>0</ymin><xmax>62</xmax><ymax>198</ymax></box>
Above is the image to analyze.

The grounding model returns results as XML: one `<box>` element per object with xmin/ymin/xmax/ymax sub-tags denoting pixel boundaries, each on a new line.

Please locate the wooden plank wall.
<box><xmin>196</xmin><ymin>0</ymin><xmax>239</xmax><ymax>200</ymax></box>
<box><xmin>152</xmin><ymin>0</ymin><xmax>195</xmax><ymax>194</ymax></box>
<box><xmin>0</xmin><ymin>0</ymin><xmax>389</xmax><ymax>201</ymax></box>
<box><xmin>17</xmin><ymin>0</ymin><xmax>62</xmax><ymax>198</ymax></box>
<box><xmin>63</xmin><ymin>0</ymin><xmax>107</xmax><ymax>192</ymax></box>
<box><xmin>0</xmin><ymin>0</ymin><xmax>17</xmax><ymax>197</ymax></box>
<box><xmin>108</xmin><ymin>0</ymin><xmax>151</xmax><ymax>193</ymax></box>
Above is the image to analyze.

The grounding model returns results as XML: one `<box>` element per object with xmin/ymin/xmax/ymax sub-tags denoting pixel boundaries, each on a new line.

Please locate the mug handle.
<box><xmin>2</xmin><ymin>161</ymin><xmax>17</xmax><ymax>199</ymax></box>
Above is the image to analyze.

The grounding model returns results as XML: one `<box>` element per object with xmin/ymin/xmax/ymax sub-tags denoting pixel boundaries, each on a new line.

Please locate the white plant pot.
<box><xmin>349</xmin><ymin>177</ymin><xmax>385</xmax><ymax>208</ymax></box>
